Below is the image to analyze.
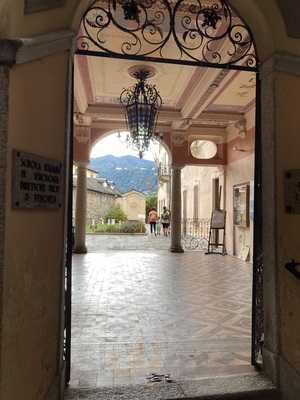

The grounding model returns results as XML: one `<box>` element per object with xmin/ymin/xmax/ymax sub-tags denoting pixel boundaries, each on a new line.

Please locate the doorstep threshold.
<box><xmin>65</xmin><ymin>372</ymin><xmax>279</xmax><ymax>400</ymax></box>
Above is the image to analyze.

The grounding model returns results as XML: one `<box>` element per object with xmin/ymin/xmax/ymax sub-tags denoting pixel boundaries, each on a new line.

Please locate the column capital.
<box><xmin>171</xmin><ymin>164</ymin><xmax>183</xmax><ymax>171</ymax></box>
<box><xmin>74</xmin><ymin>115</ymin><xmax>92</xmax><ymax>147</ymax></box>
<box><xmin>74</xmin><ymin>113</ymin><xmax>92</xmax><ymax>127</ymax></box>
<box><xmin>76</xmin><ymin>161</ymin><xmax>89</xmax><ymax>168</ymax></box>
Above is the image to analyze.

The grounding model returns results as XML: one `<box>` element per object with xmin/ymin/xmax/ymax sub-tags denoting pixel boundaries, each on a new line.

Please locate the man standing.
<box><xmin>148</xmin><ymin>208</ymin><xmax>158</xmax><ymax>236</ymax></box>
<box><xmin>161</xmin><ymin>206</ymin><xmax>171</xmax><ymax>237</ymax></box>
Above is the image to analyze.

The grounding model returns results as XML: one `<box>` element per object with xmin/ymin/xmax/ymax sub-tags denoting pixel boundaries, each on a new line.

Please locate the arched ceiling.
<box><xmin>74</xmin><ymin>52</ymin><xmax>256</xmax><ymax>141</ymax></box>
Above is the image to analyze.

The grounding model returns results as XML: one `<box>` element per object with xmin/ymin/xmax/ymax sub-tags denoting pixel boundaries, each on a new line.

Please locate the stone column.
<box><xmin>74</xmin><ymin>161</ymin><xmax>88</xmax><ymax>253</ymax></box>
<box><xmin>170</xmin><ymin>165</ymin><xmax>184</xmax><ymax>253</ymax></box>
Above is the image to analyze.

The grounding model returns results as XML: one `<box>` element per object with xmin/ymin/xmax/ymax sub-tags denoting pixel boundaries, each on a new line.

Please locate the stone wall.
<box><xmin>73</xmin><ymin>188</ymin><xmax>117</xmax><ymax>223</ymax></box>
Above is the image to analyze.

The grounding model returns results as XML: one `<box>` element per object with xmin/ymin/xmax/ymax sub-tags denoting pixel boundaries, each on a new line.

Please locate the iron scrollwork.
<box><xmin>78</xmin><ymin>0</ymin><xmax>172</xmax><ymax>59</ymax></box>
<box><xmin>77</xmin><ymin>0</ymin><xmax>258</xmax><ymax>70</ymax></box>
<box><xmin>252</xmin><ymin>252</ymin><xmax>264</xmax><ymax>366</ymax></box>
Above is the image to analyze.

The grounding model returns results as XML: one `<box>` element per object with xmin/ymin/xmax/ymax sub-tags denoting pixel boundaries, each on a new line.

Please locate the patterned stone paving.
<box><xmin>65</xmin><ymin>374</ymin><xmax>277</xmax><ymax>400</ymax></box>
<box><xmin>86</xmin><ymin>232</ymin><xmax>170</xmax><ymax>252</ymax></box>
<box><xmin>70</xmin><ymin>235</ymin><xmax>253</xmax><ymax>388</ymax></box>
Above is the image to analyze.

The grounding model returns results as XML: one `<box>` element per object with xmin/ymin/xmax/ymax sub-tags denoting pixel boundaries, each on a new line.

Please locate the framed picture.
<box><xmin>233</xmin><ymin>183</ymin><xmax>250</xmax><ymax>227</ymax></box>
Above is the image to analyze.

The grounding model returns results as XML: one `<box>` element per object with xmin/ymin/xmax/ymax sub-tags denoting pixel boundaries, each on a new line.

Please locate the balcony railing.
<box><xmin>181</xmin><ymin>218</ymin><xmax>211</xmax><ymax>251</ymax></box>
<box><xmin>158</xmin><ymin>164</ymin><xmax>171</xmax><ymax>181</ymax></box>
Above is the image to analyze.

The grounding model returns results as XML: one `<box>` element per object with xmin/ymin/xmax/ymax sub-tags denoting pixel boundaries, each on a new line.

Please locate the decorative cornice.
<box><xmin>261</xmin><ymin>52</ymin><xmax>300</xmax><ymax>78</ymax></box>
<box><xmin>0</xmin><ymin>30</ymin><xmax>74</xmax><ymax>66</ymax></box>
<box><xmin>74</xmin><ymin>113</ymin><xmax>92</xmax><ymax>127</ymax></box>
<box><xmin>88</xmin><ymin>103</ymin><xmax>242</xmax><ymax>127</ymax></box>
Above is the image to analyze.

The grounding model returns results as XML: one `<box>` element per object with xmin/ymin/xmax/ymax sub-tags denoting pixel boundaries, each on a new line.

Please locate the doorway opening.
<box><xmin>66</xmin><ymin>0</ymin><xmax>262</xmax><ymax>391</ymax></box>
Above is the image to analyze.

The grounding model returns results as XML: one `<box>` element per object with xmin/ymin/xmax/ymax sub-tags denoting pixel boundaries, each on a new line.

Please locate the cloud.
<box><xmin>91</xmin><ymin>132</ymin><xmax>156</xmax><ymax>161</ymax></box>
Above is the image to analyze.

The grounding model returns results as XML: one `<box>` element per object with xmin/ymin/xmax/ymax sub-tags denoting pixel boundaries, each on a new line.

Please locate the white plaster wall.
<box><xmin>181</xmin><ymin>166</ymin><xmax>225</xmax><ymax>220</ymax></box>
<box><xmin>225</xmin><ymin>105</ymin><xmax>255</xmax><ymax>260</ymax></box>
<box><xmin>157</xmin><ymin>180</ymin><xmax>171</xmax><ymax>215</ymax></box>
<box><xmin>1</xmin><ymin>53</ymin><xmax>68</xmax><ymax>400</ymax></box>
<box><xmin>225</xmin><ymin>154</ymin><xmax>255</xmax><ymax>259</ymax></box>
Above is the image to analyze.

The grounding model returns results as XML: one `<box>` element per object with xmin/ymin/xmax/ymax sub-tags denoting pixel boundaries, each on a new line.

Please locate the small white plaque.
<box><xmin>12</xmin><ymin>150</ymin><xmax>63</xmax><ymax>209</ymax></box>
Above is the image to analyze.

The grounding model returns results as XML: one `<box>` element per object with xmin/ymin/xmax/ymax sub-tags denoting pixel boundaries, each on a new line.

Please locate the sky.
<box><xmin>90</xmin><ymin>131</ymin><xmax>158</xmax><ymax>161</ymax></box>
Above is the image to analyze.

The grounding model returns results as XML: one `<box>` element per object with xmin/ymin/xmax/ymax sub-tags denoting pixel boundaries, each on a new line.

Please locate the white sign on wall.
<box><xmin>12</xmin><ymin>150</ymin><xmax>63</xmax><ymax>209</ymax></box>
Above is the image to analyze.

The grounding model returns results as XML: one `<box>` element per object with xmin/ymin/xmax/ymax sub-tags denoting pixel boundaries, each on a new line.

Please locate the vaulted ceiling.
<box><xmin>74</xmin><ymin>0</ymin><xmax>257</xmax><ymax>143</ymax></box>
<box><xmin>74</xmin><ymin>53</ymin><xmax>255</xmax><ymax>142</ymax></box>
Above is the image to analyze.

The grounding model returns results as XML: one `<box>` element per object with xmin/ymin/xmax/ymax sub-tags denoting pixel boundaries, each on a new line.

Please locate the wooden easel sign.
<box><xmin>206</xmin><ymin>209</ymin><xmax>227</xmax><ymax>255</ymax></box>
<box><xmin>211</xmin><ymin>209</ymin><xmax>226</xmax><ymax>229</ymax></box>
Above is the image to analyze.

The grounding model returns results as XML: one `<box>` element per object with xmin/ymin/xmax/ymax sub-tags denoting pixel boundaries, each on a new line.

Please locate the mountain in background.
<box><xmin>90</xmin><ymin>155</ymin><xmax>158</xmax><ymax>194</ymax></box>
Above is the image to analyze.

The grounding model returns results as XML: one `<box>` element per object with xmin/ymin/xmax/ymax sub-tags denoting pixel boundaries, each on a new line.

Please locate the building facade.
<box><xmin>73</xmin><ymin>166</ymin><xmax>146</xmax><ymax>224</ymax></box>
<box><xmin>73</xmin><ymin>166</ymin><xmax>121</xmax><ymax>223</ymax></box>
<box><xmin>157</xmin><ymin>107</ymin><xmax>255</xmax><ymax>260</ymax></box>
<box><xmin>116</xmin><ymin>190</ymin><xmax>146</xmax><ymax>222</ymax></box>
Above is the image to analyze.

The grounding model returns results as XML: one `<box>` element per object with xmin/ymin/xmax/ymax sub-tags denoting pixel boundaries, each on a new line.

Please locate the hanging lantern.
<box><xmin>120</xmin><ymin>66</ymin><xmax>162</xmax><ymax>158</ymax></box>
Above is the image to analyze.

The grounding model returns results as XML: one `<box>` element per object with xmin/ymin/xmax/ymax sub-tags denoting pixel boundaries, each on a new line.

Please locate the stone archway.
<box><xmin>72</xmin><ymin>124</ymin><xmax>173</xmax><ymax>253</ymax></box>
<box><xmin>68</xmin><ymin>0</ymin><xmax>281</xmax><ymax>387</ymax></box>
<box><xmin>0</xmin><ymin>2</ymin><xmax>299</xmax><ymax>400</ymax></box>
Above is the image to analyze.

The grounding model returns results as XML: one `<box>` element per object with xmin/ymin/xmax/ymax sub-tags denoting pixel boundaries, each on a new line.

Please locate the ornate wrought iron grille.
<box><xmin>76</xmin><ymin>0</ymin><xmax>258</xmax><ymax>71</ymax></box>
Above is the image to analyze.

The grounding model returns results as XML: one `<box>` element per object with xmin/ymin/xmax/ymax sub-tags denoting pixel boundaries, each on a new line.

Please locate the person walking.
<box><xmin>148</xmin><ymin>208</ymin><xmax>158</xmax><ymax>236</ymax></box>
<box><xmin>161</xmin><ymin>206</ymin><xmax>171</xmax><ymax>237</ymax></box>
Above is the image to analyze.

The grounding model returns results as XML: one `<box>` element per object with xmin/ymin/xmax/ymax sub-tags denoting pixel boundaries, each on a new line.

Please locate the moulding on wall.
<box><xmin>24</xmin><ymin>0</ymin><xmax>65</xmax><ymax>15</ymax></box>
<box><xmin>0</xmin><ymin>30</ymin><xmax>74</xmax><ymax>66</ymax></box>
<box><xmin>261</xmin><ymin>52</ymin><xmax>300</xmax><ymax>78</ymax></box>
<box><xmin>16</xmin><ymin>30</ymin><xmax>74</xmax><ymax>64</ymax></box>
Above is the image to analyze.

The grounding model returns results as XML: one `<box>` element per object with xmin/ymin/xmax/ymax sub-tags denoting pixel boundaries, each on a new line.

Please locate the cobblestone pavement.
<box><xmin>86</xmin><ymin>231</ymin><xmax>170</xmax><ymax>251</ymax></box>
<box><xmin>70</xmin><ymin>235</ymin><xmax>253</xmax><ymax>389</ymax></box>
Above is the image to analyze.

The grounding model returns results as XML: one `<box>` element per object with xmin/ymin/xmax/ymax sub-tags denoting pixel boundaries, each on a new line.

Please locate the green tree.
<box><xmin>105</xmin><ymin>205</ymin><xmax>127</xmax><ymax>223</ymax></box>
<box><xmin>146</xmin><ymin>194</ymin><xmax>158</xmax><ymax>217</ymax></box>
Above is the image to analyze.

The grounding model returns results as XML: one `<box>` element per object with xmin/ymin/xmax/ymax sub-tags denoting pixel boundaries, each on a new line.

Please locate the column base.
<box><xmin>73</xmin><ymin>245</ymin><xmax>88</xmax><ymax>254</ymax></box>
<box><xmin>170</xmin><ymin>245</ymin><xmax>184</xmax><ymax>253</ymax></box>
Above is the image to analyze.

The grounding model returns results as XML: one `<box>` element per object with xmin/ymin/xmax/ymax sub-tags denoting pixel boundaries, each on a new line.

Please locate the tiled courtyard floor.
<box><xmin>70</xmin><ymin>235</ymin><xmax>253</xmax><ymax>388</ymax></box>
